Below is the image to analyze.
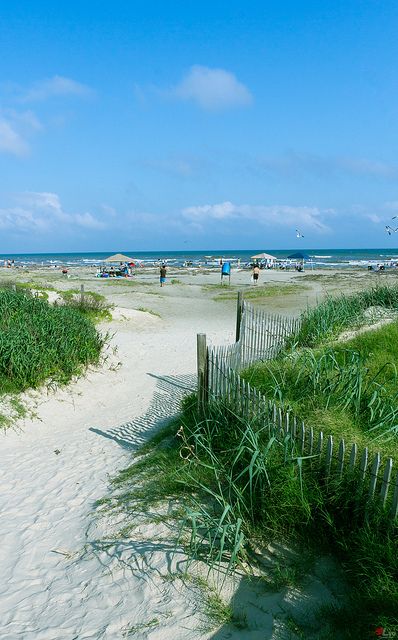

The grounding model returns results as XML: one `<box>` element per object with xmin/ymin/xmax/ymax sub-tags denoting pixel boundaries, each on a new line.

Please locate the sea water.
<box><xmin>1</xmin><ymin>248</ymin><xmax>398</xmax><ymax>269</ymax></box>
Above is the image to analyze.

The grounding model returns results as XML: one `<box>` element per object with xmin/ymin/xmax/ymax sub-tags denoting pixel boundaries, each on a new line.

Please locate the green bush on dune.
<box><xmin>290</xmin><ymin>283</ymin><xmax>398</xmax><ymax>347</ymax></box>
<box><xmin>0</xmin><ymin>288</ymin><xmax>106</xmax><ymax>394</ymax></box>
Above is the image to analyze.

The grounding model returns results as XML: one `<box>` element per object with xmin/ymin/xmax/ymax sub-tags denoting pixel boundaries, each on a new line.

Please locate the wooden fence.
<box><xmin>197</xmin><ymin>295</ymin><xmax>398</xmax><ymax>521</ymax></box>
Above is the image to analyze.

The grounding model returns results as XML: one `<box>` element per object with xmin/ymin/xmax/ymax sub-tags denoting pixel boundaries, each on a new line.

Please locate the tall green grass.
<box><xmin>59</xmin><ymin>289</ymin><xmax>112</xmax><ymax>321</ymax></box>
<box><xmin>244</xmin><ymin>322</ymin><xmax>398</xmax><ymax>449</ymax></box>
<box><xmin>291</xmin><ymin>283</ymin><xmax>398</xmax><ymax>347</ymax></box>
<box><xmin>103</xmin><ymin>397</ymin><xmax>398</xmax><ymax>638</ymax></box>
<box><xmin>0</xmin><ymin>288</ymin><xmax>106</xmax><ymax>393</ymax></box>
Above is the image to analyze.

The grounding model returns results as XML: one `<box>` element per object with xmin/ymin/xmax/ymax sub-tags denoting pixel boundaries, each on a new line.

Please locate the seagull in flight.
<box><xmin>296</xmin><ymin>229</ymin><xmax>304</xmax><ymax>238</ymax></box>
<box><xmin>385</xmin><ymin>225</ymin><xmax>398</xmax><ymax>235</ymax></box>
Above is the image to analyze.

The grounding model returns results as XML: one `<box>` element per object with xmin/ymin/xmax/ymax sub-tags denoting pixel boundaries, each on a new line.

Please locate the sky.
<box><xmin>1</xmin><ymin>0</ymin><xmax>398</xmax><ymax>253</ymax></box>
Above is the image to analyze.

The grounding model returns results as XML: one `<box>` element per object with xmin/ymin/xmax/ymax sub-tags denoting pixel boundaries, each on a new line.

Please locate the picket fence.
<box><xmin>197</xmin><ymin>294</ymin><xmax>398</xmax><ymax>521</ymax></box>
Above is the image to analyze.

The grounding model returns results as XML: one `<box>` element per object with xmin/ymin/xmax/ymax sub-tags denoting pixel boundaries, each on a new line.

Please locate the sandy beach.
<box><xmin>0</xmin><ymin>265</ymin><xmax>392</xmax><ymax>639</ymax></box>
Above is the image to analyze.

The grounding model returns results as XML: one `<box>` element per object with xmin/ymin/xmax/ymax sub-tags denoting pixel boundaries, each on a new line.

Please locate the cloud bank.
<box><xmin>182</xmin><ymin>201</ymin><xmax>331</xmax><ymax>232</ymax></box>
<box><xmin>0</xmin><ymin>75</ymin><xmax>93</xmax><ymax>156</ymax></box>
<box><xmin>20</xmin><ymin>75</ymin><xmax>93</xmax><ymax>102</ymax></box>
<box><xmin>172</xmin><ymin>65</ymin><xmax>253</xmax><ymax>110</ymax></box>
<box><xmin>0</xmin><ymin>192</ymin><xmax>105</xmax><ymax>233</ymax></box>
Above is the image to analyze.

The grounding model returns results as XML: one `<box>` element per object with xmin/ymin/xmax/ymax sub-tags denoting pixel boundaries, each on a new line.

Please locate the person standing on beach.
<box><xmin>160</xmin><ymin>264</ymin><xmax>167</xmax><ymax>287</ymax></box>
<box><xmin>252</xmin><ymin>264</ymin><xmax>260</xmax><ymax>285</ymax></box>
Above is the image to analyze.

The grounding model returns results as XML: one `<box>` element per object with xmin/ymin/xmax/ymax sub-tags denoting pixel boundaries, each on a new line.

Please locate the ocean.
<box><xmin>1</xmin><ymin>248</ymin><xmax>398</xmax><ymax>269</ymax></box>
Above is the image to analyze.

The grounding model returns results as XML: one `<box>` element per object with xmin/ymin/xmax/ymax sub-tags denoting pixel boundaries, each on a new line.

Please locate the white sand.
<box><xmin>0</xmin><ymin>272</ymin><xmax>347</xmax><ymax>639</ymax></box>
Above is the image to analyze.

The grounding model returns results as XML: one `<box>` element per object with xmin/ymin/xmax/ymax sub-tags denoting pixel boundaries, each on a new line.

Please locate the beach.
<box><xmin>0</xmin><ymin>264</ymin><xmax>394</xmax><ymax>639</ymax></box>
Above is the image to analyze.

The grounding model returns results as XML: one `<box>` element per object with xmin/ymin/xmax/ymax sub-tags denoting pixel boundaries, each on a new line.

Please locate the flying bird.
<box><xmin>385</xmin><ymin>225</ymin><xmax>398</xmax><ymax>235</ymax></box>
<box><xmin>296</xmin><ymin>229</ymin><xmax>304</xmax><ymax>238</ymax></box>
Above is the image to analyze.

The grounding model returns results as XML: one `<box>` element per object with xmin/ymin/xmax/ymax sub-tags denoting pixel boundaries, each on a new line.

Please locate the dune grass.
<box><xmin>243</xmin><ymin>322</ymin><xmax>398</xmax><ymax>455</ymax></box>
<box><xmin>58</xmin><ymin>289</ymin><xmax>112</xmax><ymax>321</ymax></box>
<box><xmin>101</xmin><ymin>396</ymin><xmax>398</xmax><ymax>638</ymax></box>
<box><xmin>215</xmin><ymin>283</ymin><xmax>308</xmax><ymax>301</ymax></box>
<box><xmin>0</xmin><ymin>288</ymin><xmax>107</xmax><ymax>395</ymax></box>
<box><xmin>289</xmin><ymin>283</ymin><xmax>398</xmax><ymax>348</ymax></box>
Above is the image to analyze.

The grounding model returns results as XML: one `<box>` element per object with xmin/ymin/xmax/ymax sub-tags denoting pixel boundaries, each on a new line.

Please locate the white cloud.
<box><xmin>173</xmin><ymin>65</ymin><xmax>252</xmax><ymax>110</ymax></box>
<box><xmin>256</xmin><ymin>152</ymin><xmax>398</xmax><ymax>181</ymax></box>
<box><xmin>0</xmin><ymin>117</ymin><xmax>29</xmax><ymax>156</ymax></box>
<box><xmin>21</xmin><ymin>75</ymin><xmax>92</xmax><ymax>102</ymax></box>
<box><xmin>384</xmin><ymin>201</ymin><xmax>398</xmax><ymax>211</ymax></box>
<box><xmin>0</xmin><ymin>192</ymin><xmax>105</xmax><ymax>232</ymax></box>
<box><xmin>182</xmin><ymin>201</ymin><xmax>330</xmax><ymax>232</ymax></box>
<box><xmin>367</xmin><ymin>214</ymin><xmax>383</xmax><ymax>224</ymax></box>
<box><xmin>74</xmin><ymin>212</ymin><xmax>106</xmax><ymax>229</ymax></box>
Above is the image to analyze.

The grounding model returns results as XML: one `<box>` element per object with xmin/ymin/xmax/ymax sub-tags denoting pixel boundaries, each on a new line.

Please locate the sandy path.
<box><xmin>0</xmin><ymin>303</ymin><xmax>236</xmax><ymax>640</ymax></box>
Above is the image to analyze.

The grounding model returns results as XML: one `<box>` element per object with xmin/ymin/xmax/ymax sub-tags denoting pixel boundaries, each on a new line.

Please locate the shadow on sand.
<box><xmin>89</xmin><ymin>371</ymin><xmax>196</xmax><ymax>449</ymax></box>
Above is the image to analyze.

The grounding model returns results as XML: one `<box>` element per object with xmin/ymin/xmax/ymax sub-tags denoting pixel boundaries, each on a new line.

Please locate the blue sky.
<box><xmin>1</xmin><ymin>0</ymin><xmax>398</xmax><ymax>252</ymax></box>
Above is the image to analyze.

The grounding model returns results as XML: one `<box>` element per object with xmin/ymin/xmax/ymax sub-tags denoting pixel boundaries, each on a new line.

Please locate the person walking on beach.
<box><xmin>252</xmin><ymin>264</ymin><xmax>260</xmax><ymax>285</ymax></box>
<box><xmin>221</xmin><ymin>261</ymin><xmax>231</xmax><ymax>285</ymax></box>
<box><xmin>160</xmin><ymin>264</ymin><xmax>167</xmax><ymax>287</ymax></box>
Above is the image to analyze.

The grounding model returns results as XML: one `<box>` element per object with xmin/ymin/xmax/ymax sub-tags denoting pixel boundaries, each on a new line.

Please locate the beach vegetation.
<box><xmin>289</xmin><ymin>283</ymin><xmax>398</xmax><ymax>348</ymax></box>
<box><xmin>0</xmin><ymin>288</ymin><xmax>107</xmax><ymax>396</ymax></box>
<box><xmin>212</xmin><ymin>283</ymin><xmax>309</xmax><ymax>301</ymax></box>
<box><xmin>243</xmin><ymin>322</ymin><xmax>398</xmax><ymax>452</ymax></box>
<box><xmin>58</xmin><ymin>288</ymin><xmax>112</xmax><ymax>321</ymax></box>
<box><xmin>136</xmin><ymin>306</ymin><xmax>161</xmax><ymax>317</ymax></box>
<box><xmin>104</xmin><ymin>394</ymin><xmax>397</xmax><ymax>637</ymax></box>
<box><xmin>13</xmin><ymin>281</ymin><xmax>56</xmax><ymax>291</ymax></box>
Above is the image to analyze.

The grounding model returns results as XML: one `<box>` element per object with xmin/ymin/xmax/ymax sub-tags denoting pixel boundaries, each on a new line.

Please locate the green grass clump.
<box><xmin>213</xmin><ymin>283</ymin><xmax>308</xmax><ymax>301</ymax></box>
<box><xmin>291</xmin><ymin>283</ymin><xmax>398</xmax><ymax>348</ymax></box>
<box><xmin>243</xmin><ymin>321</ymin><xmax>398</xmax><ymax>450</ymax></box>
<box><xmin>0</xmin><ymin>288</ymin><xmax>106</xmax><ymax>394</ymax></box>
<box><xmin>59</xmin><ymin>289</ymin><xmax>112</xmax><ymax>321</ymax></box>
<box><xmin>136</xmin><ymin>307</ymin><xmax>161</xmax><ymax>317</ymax></box>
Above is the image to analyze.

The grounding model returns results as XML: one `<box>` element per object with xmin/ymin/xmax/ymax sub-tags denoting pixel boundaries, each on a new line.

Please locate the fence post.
<box><xmin>80</xmin><ymin>284</ymin><xmax>85</xmax><ymax>305</ymax></box>
<box><xmin>197</xmin><ymin>333</ymin><xmax>208</xmax><ymax>411</ymax></box>
<box><xmin>236</xmin><ymin>291</ymin><xmax>244</xmax><ymax>342</ymax></box>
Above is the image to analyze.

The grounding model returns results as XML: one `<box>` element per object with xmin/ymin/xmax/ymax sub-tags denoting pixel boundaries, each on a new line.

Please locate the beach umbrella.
<box><xmin>251</xmin><ymin>252</ymin><xmax>277</xmax><ymax>260</ymax></box>
<box><xmin>104</xmin><ymin>253</ymin><xmax>135</xmax><ymax>263</ymax></box>
<box><xmin>287</xmin><ymin>251</ymin><xmax>310</xmax><ymax>260</ymax></box>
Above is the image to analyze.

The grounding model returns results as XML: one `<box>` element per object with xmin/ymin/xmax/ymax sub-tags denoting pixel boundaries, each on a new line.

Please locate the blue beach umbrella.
<box><xmin>287</xmin><ymin>251</ymin><xmax>310</xmax><ymax>260</ymax></box>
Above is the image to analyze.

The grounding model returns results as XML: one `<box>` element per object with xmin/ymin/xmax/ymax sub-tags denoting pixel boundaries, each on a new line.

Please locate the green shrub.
<box><xmin>59</xmin><ymin>289</ymin><xmax>112</xmax><ymax>321</ymax></box>
<box><xmin>290</xmin><ymin>283</ymin><xmax>398</xmax><ymax>348</ymax></box>
<box><xmin>0</xmin><ymin>288</ymin><xmax>106</xmax><ymax>393</ymax></box>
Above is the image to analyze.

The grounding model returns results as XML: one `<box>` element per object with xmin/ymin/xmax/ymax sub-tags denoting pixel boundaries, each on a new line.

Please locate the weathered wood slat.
<box><xmin>300</xmin><ymin>422</ymin><xmax>305</xmax><ymax>454</ymax></box>
<box><xmin>325</xmin><ymin>435</ymin><xmax>333</xmax><ymax>477</ymax></box>
<box><xmin>349</xmin><ymin>443</ymin><xmax>358</xmax><ymax>470</ymax></box>
<box><xmin>390</xmin><ymin>472</ymin><xmax>398</xmax><ymax>520</ymax></box>
<box><xmin>317</xmin><ymin>431</ymin><xmax>324</xmax><ymax>457</ymax></box>
<box><xmin>359</xmin><ymin>448</ymin><xmax>369</xmax><ymax>488</ymax></box>
<box><xmin>368</xmin><ymin>452</ymin><xmax>381</xmax><ymax>500</ymax></box>
<box><xmin>337</xmin><ymin>439</ymin><xmax>345</xmax><ymax>477</ymax></box>
<box><xmin>380</xmin><ymin>458</ymin><xmax>393</xmax><ymax>508</ymax></box>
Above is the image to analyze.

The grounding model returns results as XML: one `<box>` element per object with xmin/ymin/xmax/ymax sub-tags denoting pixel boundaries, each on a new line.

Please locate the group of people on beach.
<box><xmin>159</xmin><ymin>261</ymin><xmax>261</xmax><ymax>287</ymax></box>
